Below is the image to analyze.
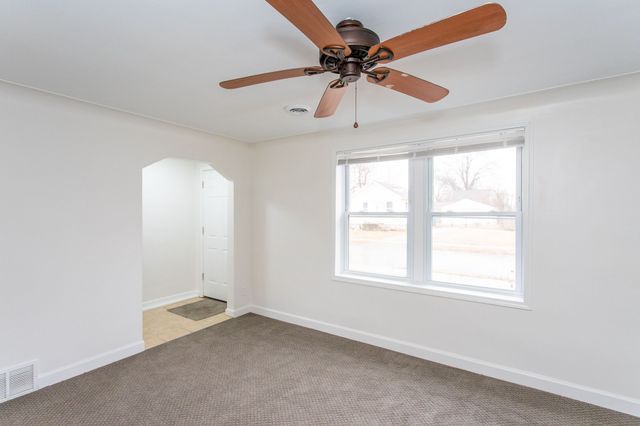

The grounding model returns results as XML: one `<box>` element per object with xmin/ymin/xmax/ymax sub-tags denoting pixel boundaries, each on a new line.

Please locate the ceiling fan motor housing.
<box><xmin>319</xmin><ymin>19</ymin><xmax>381</xmax><ymax>84</ymax></box>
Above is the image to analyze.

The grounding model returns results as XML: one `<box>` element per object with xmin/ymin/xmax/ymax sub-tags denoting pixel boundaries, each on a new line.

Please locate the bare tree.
<box><xmin>435</xmin><ymin>175</ymin><xmax>460</xmax><ymax>200</ymax></box>
<box><xmin>435</xmin><ymin>154</ymin><xmax>497</xmax><ymax>203</ymax></box>
<box><xmin>492</xmin><ymin>189</ymin><xmax>512</xmax><ymax>211</ymax></box>
<box><xmin>352</xmin><ymin>164</ymin><xmax>370</xmax><ymax>189</ymax></box>
<box><xmin>456</xmin><ymin>154</ymin><xmax>490</xmax><ymax>190</ymax></box>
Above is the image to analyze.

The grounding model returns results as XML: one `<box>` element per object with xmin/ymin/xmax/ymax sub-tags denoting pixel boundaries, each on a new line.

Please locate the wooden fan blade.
<box><xmin>220</xmin><ymin>66</ymin><xmax>324</xmax><ymax>89</ymax></box>
<box><xmin>366</xmin><ymin>67</ymin><xmax>449</xmax><ymax>103</ymax></box>
<box><xmin>369</xmin><ymin>3</ymin><xmax>506</xmax><ymax>62</ymax></box>
<box><xmin>266</xmin><ymin>0</ymin><xmax>351</xmax><ymax>56</ymax></box>
<box><xmin>315</xmin><ymin>80</ymin><xmax>347</xmax><ymax>118</ymax></box>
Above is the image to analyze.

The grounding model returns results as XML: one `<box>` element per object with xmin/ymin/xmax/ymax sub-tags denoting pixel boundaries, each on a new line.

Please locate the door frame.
<box><xmin>197</xmin><ymin>164</ymin><xmax>235</xmax><ymax>305</ymax></box>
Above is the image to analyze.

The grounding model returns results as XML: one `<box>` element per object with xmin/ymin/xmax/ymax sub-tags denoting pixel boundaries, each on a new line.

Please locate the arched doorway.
<box><xmin>141</xmin><ymin>157</ymin><xmax>234</xmax><ymax>348</ymax></box>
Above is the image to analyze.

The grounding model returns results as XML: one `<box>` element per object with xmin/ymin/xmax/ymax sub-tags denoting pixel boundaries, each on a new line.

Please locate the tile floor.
<box><xmin>143</xmin><ymin>297</ymin><xmax>232</xmax><ymax>349</ymax></box>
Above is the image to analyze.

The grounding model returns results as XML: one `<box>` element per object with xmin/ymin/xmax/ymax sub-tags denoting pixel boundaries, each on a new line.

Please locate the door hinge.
<box><xmin>202</xmin><ymin>180</ymin><xmax>204</xmax><ymax>189</ymax></box>
<box><xmin>202</xmin><ymin>226</ymin><xmax>205</xmax><ymax>235</ymax></box>
<box><xmin>201</xmin><ymin>272</ymin><xmax>204</xmax><ymax>280</ymax></box>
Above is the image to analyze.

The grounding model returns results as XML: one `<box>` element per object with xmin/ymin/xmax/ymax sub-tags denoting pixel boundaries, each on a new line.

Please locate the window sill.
<box><xmin>333</xmin><ymin>273</ymin><xmax>530</xmax><ymax>310</ymax></box>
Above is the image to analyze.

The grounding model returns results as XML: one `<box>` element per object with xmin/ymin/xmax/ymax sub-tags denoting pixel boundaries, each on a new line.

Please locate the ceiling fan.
<box><xmin>220</xmin><ymin>1</ymin><xmax>506</xmax><ymax>124</ymax></box>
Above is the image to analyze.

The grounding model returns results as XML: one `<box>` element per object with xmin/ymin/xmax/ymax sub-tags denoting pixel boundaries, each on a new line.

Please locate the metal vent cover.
<box><xmin>0</xmin><ymin>372</ymin><xmax>6</xmax><ymax>401</ymax></box>
<box><xmin>0</xmin><ymin>361</ymin><xmax>37</xmax><ymax>403</ymax></box>
<box><xmin>9</xmin><ymin>365</ymin><xmax>35</xmax><ymax>397</ymax></box>
<box><xmin>284</xmin><ymin>104</ymin><xmax>310</xmax><ymax>116</ymax></box>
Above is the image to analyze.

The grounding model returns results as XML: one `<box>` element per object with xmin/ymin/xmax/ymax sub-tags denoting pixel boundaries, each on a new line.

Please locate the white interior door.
<box><xmin>202</xmin><ymin>169</ymin><xmax>229</xmax><ymax>301</ymax></box>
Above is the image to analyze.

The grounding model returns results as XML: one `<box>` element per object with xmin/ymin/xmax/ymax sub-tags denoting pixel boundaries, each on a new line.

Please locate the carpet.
<box><xmin>0</xmin><ymin>314</ymin><xmax>637</xmax><ymax>425</ymax></box>
<box><xmin>168</xmin><ymin>298</ymin><xmax>226</xmax><ymax>321</ymax></box>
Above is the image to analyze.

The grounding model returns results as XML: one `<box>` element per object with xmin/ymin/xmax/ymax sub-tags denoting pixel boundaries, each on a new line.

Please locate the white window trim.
<box><xmin>343</xmin><ymin>161</ymin><xmax>414</xmax><ymax>281</ymax></box>
<box><xmin>332</xmin><ymin>125</ymin><xmax>532</xmax><ymax>309</ymax></box>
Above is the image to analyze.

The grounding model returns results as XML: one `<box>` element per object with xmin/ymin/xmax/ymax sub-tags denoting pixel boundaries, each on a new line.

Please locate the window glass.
<box><xmin>348</xmin><ymin>217</ymin><xmax>407</xmax><ymax>277</ymax></box>
<box><xmin>349</xmin><ymin>160</ymin><xmax>408</xmax><ymax>213</ymax></box>
<box><xmin>433</xmin><ymin>148</ymin><xmax>517</xmax><ymax>212</ymax></box>
<box><xmin>337</xmin><ymin>131</ymin><xmax>524</xmax><ymax>301</ymax></box>
<box><xmin>431</xmin><ymin>217</ymin><xmax>516</xmax><ymax>290</ymax></box>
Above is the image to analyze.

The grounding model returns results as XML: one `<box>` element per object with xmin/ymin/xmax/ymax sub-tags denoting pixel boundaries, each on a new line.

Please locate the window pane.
<box><xmin>433</xmin><ymin>147</ymin><xmax>517</xmax><ymax>212</ymax></box>
<box><xmin>348</xmin><ymin>216</ymin><xmax>407</xmax><ymax>277</ymax></box>
<box><xmin>431</xmin><ymin>217</ymin><xmax>516</xmax><ymax>290</ymax></box>
<box><xmin>349</xmin><ymin>160</ymin><xmax>408</xmax><ymax>213</ymax></box>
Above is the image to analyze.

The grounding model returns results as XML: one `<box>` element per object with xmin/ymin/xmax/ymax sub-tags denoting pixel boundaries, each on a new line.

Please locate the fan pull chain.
<box><xmin>353</xmin><ymin>81</ymin><xmax>359</xmax><ymax>129</ymax></box>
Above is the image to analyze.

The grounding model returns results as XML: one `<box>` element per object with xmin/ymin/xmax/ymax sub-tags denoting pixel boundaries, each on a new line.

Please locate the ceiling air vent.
<box><xmin>0</xmin><ymin>361</ymin><xmax>37</xmax><ymax>402</ymax></box>
<box><xmin>284</xmin><ymin>104</ymin><xmax>310</xmax><ymax>116</ymax></box>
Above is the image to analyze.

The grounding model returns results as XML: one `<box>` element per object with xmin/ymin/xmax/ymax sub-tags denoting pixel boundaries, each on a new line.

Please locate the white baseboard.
<box><xmin>225</xmin><ymin>305</ymin><xmax>252</xmax><ymax>318</ymax></box>
<box><xmin>142</xmin><ymin>290</ymin><xmax>200</xmax><ymax>311</ymax></box>
<box><xmin>251</xmin><ymin>305</ymin><xmax>640</xmax><ymax>418</ymax></box>
<box><xmin>38</xmin><ymin>340</ymin><xmax>145</xmax><ymax>389</ymax></box>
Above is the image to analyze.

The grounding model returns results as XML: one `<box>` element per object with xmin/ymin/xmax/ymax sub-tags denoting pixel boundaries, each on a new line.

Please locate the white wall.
<box><xmin>252</xmin><ymin>74</ymin><xmax>640</xmax><ymax>410</ymax></box>
<box><xmin>1</xmin><ymin>72</ymin><xmax>639</xmax><ymax>414</ymax></box>
<box><xmin>142</xmin><ymin>158</ymin><xmax>202</xmax><ymax>303</ymax></box>
<box><xmin>0</xmin><ymin>81</ymin><xmax>253</xmax><ymax>384</ymax></box>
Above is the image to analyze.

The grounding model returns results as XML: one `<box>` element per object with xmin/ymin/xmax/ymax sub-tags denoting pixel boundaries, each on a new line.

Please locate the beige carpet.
<box><xmin>0</xmin><ymin>314</ymin><xmax>637</xmax><ymax>425</ymax></box>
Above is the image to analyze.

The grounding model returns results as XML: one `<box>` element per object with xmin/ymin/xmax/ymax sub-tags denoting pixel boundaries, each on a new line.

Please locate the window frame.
<box><xmin>425</xmin><ymin>148</ymin><xmax>522</xmax><ymax>298</ymax></box>
<box><xmin>334</xmin><ymin>127</ymin><xmax>529</xmax><ymax>308</ymax></box>
<box><xmin>342</xmin><ymin>160</ymin><xmax>414</xmax><ymax>281</ymax></box>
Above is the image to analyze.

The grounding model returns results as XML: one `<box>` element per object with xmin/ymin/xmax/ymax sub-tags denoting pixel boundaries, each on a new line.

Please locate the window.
<box><xmin>431</xmin><ymin>148</ymin><xmax>518</xmax><ymax>291</ymax></box>
<box><xmin>335</xmin><ymin>128</ymin><xmax>526</xmax><ymax>304</ymax></box>
<box><xmin>346</xmin><ymin>160</ymin><xmax>408</xmax><ymax>277</ymax></box>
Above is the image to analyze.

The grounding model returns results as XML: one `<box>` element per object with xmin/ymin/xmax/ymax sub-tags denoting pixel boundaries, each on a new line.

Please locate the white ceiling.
<box><xmin>1</xmin><ymin>1</ymin><xmax>639</xmax><ymax>143</ymax></box>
